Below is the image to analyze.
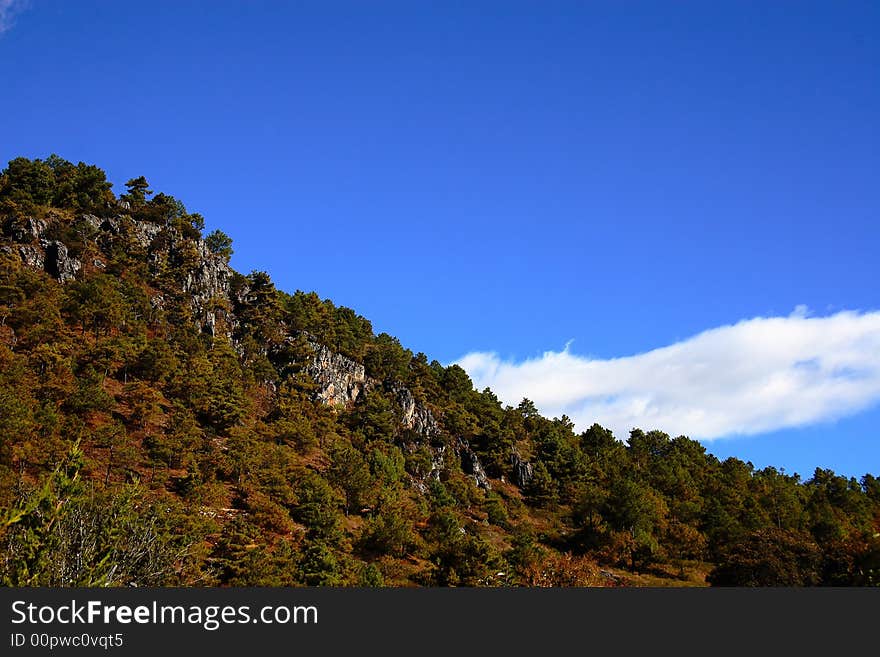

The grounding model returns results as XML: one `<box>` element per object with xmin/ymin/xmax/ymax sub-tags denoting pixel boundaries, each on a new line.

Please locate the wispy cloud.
<box><xmin>0</xmin><ymin>0</ymin><xmax>28</xmax><ymax>34</ymax></box>
<box><xmin>455</xmin><ymin>309</ymin><xmax>880</xmax><ymax>440</ymax></box>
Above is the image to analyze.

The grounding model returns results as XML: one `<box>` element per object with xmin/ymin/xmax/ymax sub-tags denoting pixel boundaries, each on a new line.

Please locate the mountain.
<box><xmin>1</xmin><ymin>155</ymin><xmax>878</xmax><ymax>587</ymax></box>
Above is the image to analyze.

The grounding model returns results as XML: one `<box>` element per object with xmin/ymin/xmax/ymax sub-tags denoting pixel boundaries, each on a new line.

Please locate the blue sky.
<box><xmin>1</xmin><ymin>2</ymin><xmax>877</xmax><ymax>479</ymax></box>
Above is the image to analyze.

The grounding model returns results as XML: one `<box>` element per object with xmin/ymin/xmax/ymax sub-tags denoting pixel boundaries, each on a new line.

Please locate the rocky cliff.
<box><xmin>306</xmin><ymin>341</ymin><xmax>370</xmax><ymax>406</ymax></box>
<box><xmin>2</xmin><ymin>209</ymin><xmax>235</xmax><ymax>336</ymax></box>
<box><xmin>1</xmin><ymin>213</ymin><xmax>81</xmax><ymax>282</ymax></box>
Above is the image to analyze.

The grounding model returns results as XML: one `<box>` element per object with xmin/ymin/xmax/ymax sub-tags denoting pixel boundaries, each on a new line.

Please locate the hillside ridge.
<box><xmin>2</xmin><ymin>202</ymin><xmax>496</xmax><ymax>494</ymax></box>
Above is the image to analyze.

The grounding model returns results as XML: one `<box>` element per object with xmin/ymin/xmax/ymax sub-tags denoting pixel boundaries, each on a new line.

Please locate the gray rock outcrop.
<box><xmin>392</xmin><ymin>383</ymin><xmax>441</xmax><ymax>438</ymax></box>
<box><xmin>305</xmin><ymin>342</ymin><xmax>368</xmax><ymax>406</ymax></box>
<box><xmin>17</xmin><ymin>245</ymin><xmax>45</xmax><ymax>270</ymax></box>
<box><xmin>132</xmin><ymin>221</ymin><xmax>163</xmax><ymax>250</ymax></box>
<box><xmin>410</xmin><ymin>439</ymin><xmax>491</xmax><ymax>492</ymax></box>
<box><xmin>3</xmin><ymin>216</ymin><xmax>48</xmax><ymax>243</ymax></box>
<box><xmin>43</xmin><ymin>240</ymin><xmax>80</xmax><ymax>282</ymax></box>
<box><xmin>459</xmin><ymin>437</ymin><xmax>491</xmax><ymax>490</ymax></box>
<box><xmin>510</xmin><ymin>449</ymin><xmax>534</xmax><ymax>489</ymax></box>
<box><xmin>181</xmin><ymin>240</ymin><xmax>233</xmax><ymax>335</ymax></box>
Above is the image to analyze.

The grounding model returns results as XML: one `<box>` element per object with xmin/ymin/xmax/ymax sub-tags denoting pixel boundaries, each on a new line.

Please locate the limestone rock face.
<box><xmin>306</xmin><ymin>342</ymin><xmax>368</xmax><ymax>406</ymax></box>
<box><xmin>2</xmin><ymin>216</ymin><xmax>79</xmax><ymax>281</ymax></box>
<box><xmin>392</xmin><ymin>383</ymin><xmax>440</xmax><ymax>438</ymax></box>
<box><xmin>5</xmin><ymin>212</ymin><xmax>235</xmax><ymax>334</ymax></box>
<box><xmin>510</xmin><ymin>450</ymin><xmax>534</xmax><ymax>489</ymax></box>
<box><xmin>181</xmin><ymin>240</ymin><xmax>233</xmax><ymax>335</ymax></box>
<box><xmin>17</xmin><ymin>245</ymin><xmax>45</xmax><ymax>270</ymax></box>
<box><xmin>458</xmin><ymin>438</ymin><xmax>492</xmax><ymax>490</ymax></box>
<box><xmin>409</xmin><ymin>439</ymin><xmax>491</xmax><ymax>492</ymax></box>
<box><xmin>2</xmin><ymin>216</ymin><xmax>48</xmax><ymax>243</ymax></box>
<box><xmin>132</xmin><ymin>221</ymin><xmax>162</xmax><ymax>250</ymax></box>
<box><xmin>44</xmin><ymin>240</ymin><xmax>80</xmax><ymax>282</ymax></box>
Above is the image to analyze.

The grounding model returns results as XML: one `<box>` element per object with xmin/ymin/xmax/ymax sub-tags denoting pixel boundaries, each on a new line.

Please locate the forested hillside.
<box><xmin>1</xmin><ymin>156</ymin><xmax>878</xmax><ymax>587</ymax></box>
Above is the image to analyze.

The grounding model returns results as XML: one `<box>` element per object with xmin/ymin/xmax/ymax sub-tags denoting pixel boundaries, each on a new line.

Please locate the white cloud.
<box><xmin>0</xmin><ymin>0</ymin><xmax>27</xmax><ymax>34</ymax></box>
<box><xmin>454</xmin><ymin>309</ymin><xmax>880</xmax><ymax>440</ymax></box>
